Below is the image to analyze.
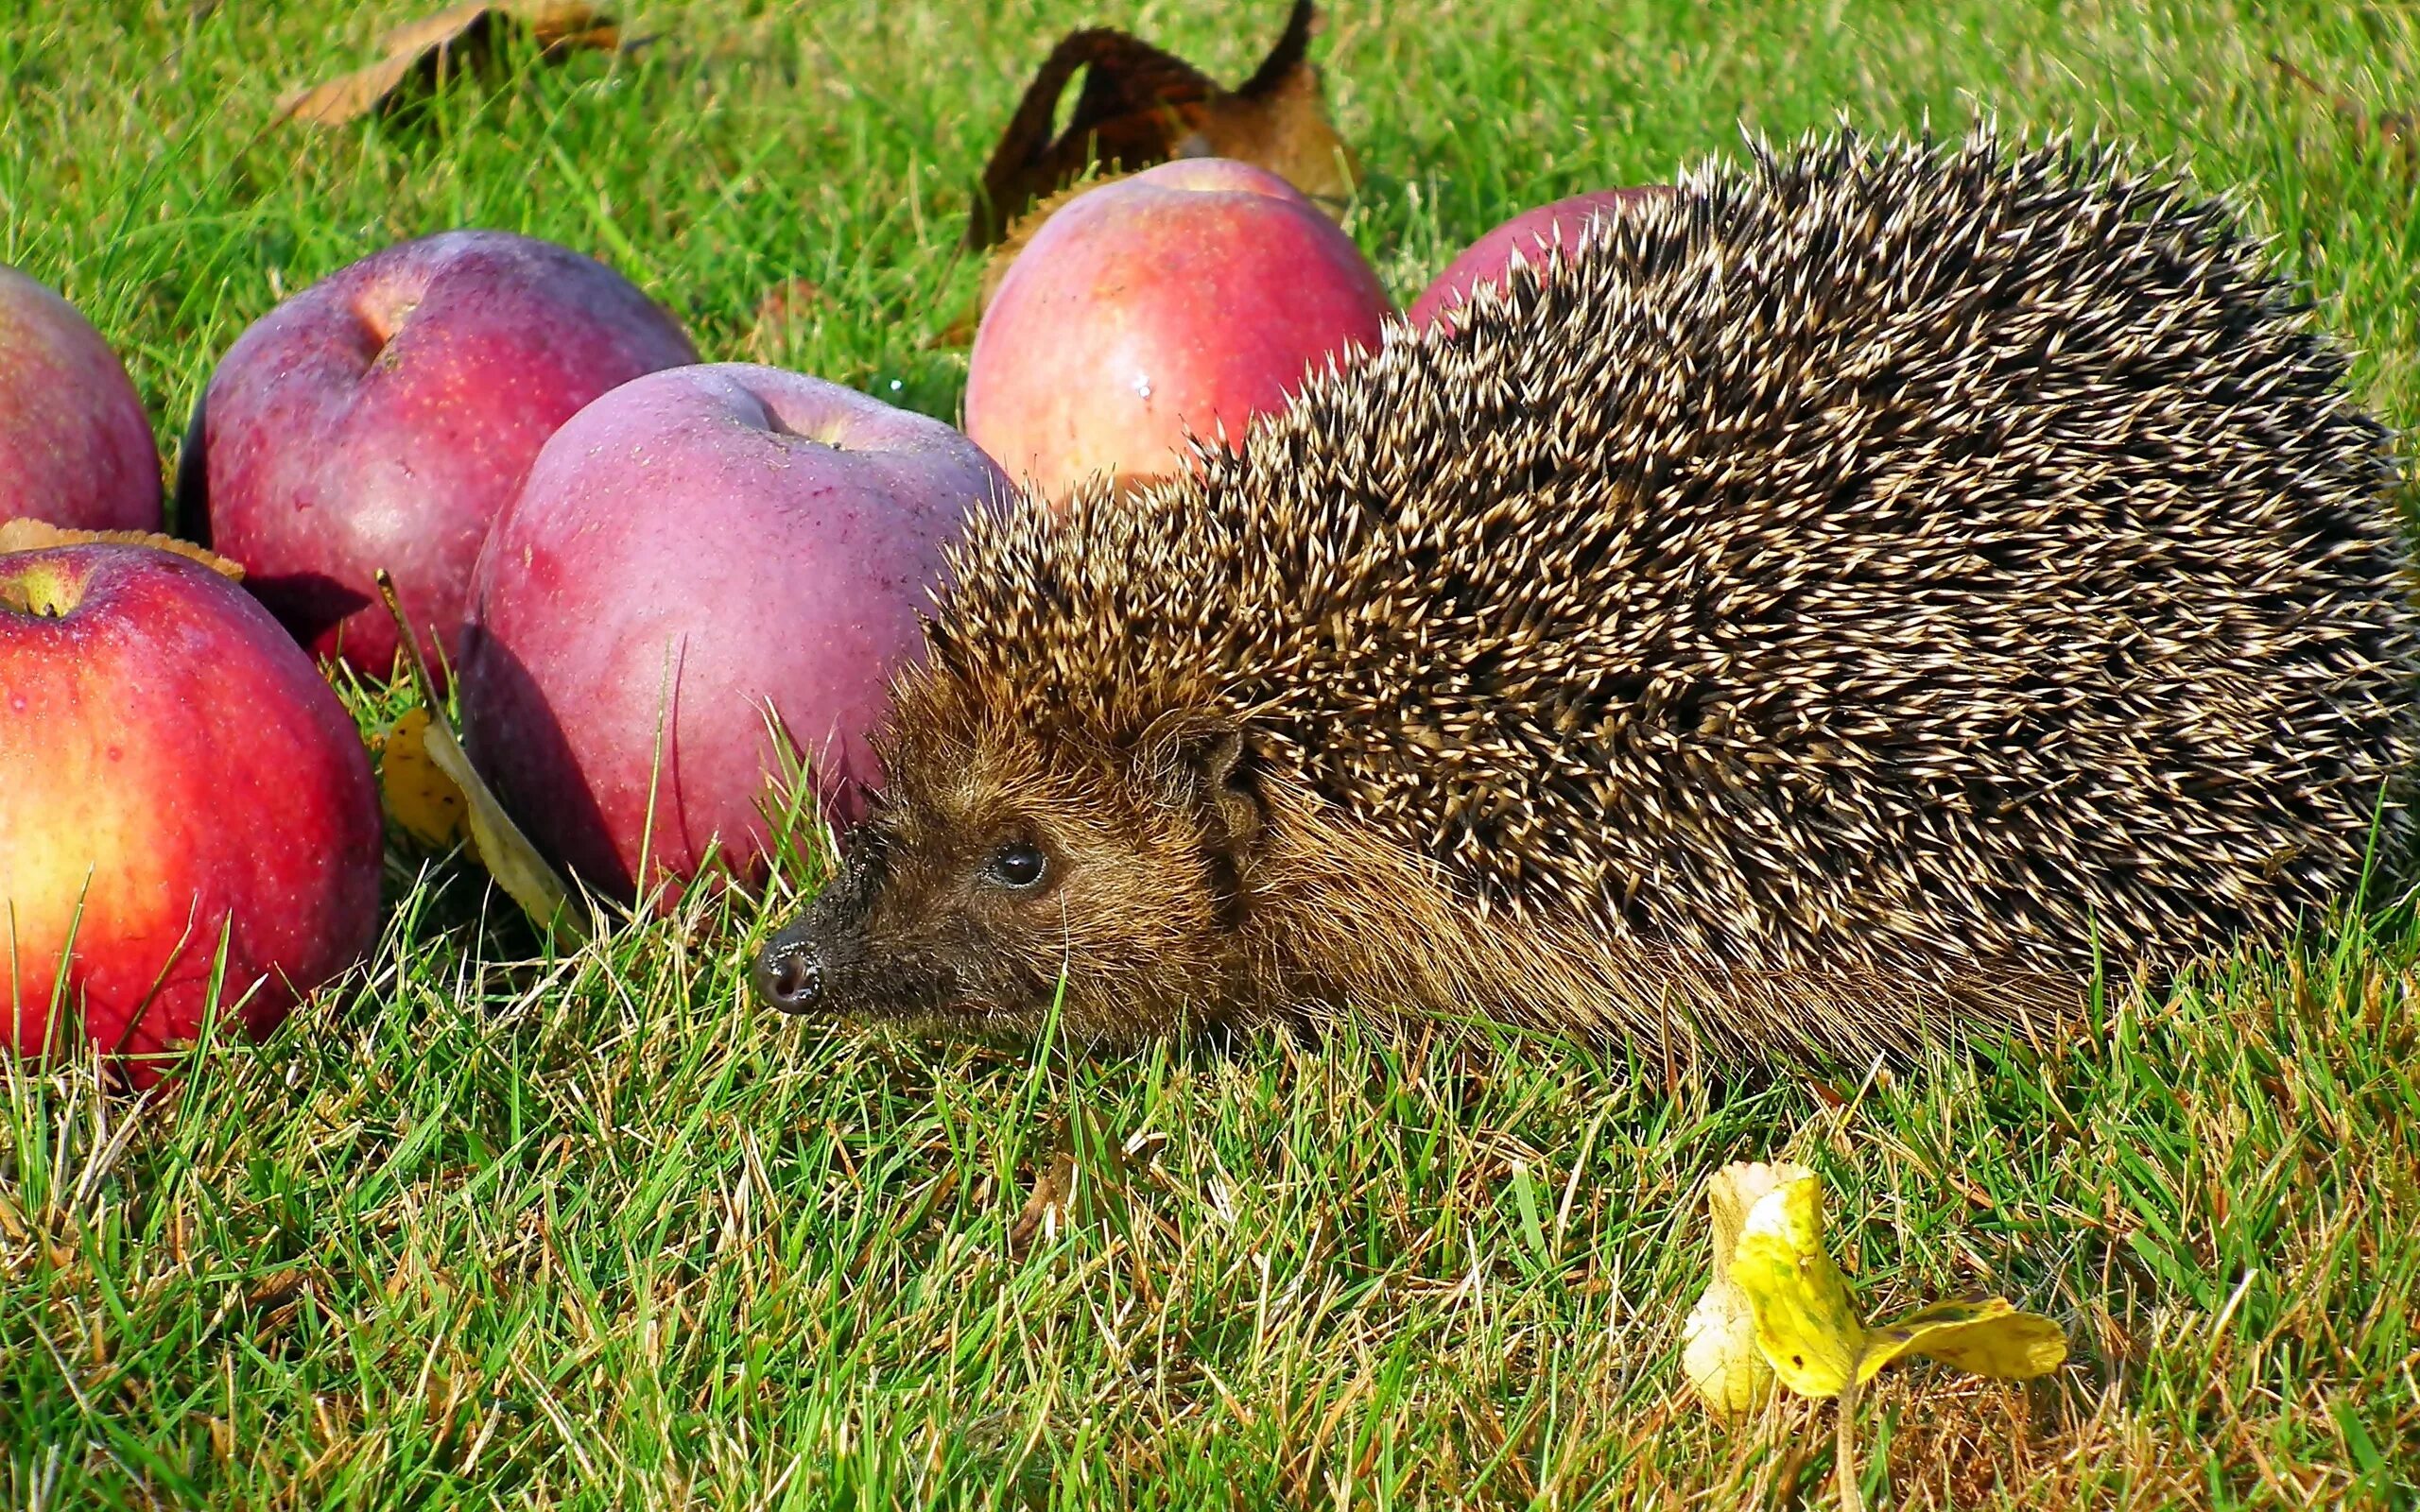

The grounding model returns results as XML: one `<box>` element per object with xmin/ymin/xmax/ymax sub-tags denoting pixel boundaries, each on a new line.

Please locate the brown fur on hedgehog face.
<box><xmin>754</xmin><ymin>706</ymin><xmax>1269</xmax><ymax>1040</ymax></box>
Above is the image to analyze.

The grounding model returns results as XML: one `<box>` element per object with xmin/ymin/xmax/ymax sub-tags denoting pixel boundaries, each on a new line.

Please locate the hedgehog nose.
<box><xmin>752</xmin><ymin>934</ymin><xmax>825</xmax><ymax>1014</ymax></box>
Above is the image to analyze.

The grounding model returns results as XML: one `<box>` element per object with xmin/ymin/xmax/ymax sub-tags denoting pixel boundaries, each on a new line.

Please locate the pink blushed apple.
<box><xmin>965</xmin><ymin>158</ymin><xmax>1392</xmax><ymax>502</ymax></box>
<box><xmin>1409</xmin><ymin>187</ymin><xmax>1673</xmax><ymax>333</ymax></box>
<box><xmin>458</xmin><ymin>363</ymin><xmax>1008</xmax><ymax>903</ymax></box>
<box><xmin>182</xmin><ymin>230</ymin><xmax>698</xmax><ymax>681</ymax></box>
<box><xmin>0</xmin><ymin>265</ymin><xmax>161</xmax><ymax>531</ymax></box>
<box><xmin>0</xmin><ymin>544</ymin><xmax>384</xmax><ymax>1086</ymax></box>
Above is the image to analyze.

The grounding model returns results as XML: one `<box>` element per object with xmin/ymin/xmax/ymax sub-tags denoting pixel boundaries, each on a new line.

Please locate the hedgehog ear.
<box><xmin>1134</xmin><ymin>708</ymin><xmax>1262</xmax><ymax>858</ymax></box>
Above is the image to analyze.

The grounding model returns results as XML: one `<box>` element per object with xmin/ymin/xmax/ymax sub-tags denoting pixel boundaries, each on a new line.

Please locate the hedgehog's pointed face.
<box><xmin>752</xmin><ymin>708</ymin><xmax>1264</xmax><ymax>1041</ymax></box>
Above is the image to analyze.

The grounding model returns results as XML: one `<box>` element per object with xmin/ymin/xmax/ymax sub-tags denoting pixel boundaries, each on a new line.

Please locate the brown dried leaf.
<box><xmin>965</xmin><ymin>0</ymin><xmax>1356</xmax><ymax>249</ymax></box>
<box><xmin>1174</xmin><ymin>29</ymin><xmax>1357</xmax><ymax>218</ymax></box>
<box><xmin>966</xmin><ymin>32</ymin><xmax>1214</xmax><ymax>251</ymax></box>
<box><xmin>0</xmin><ymin>519</ymin><xmax>244</xmax><ymax>580</ymax></box>
<box><xmin>277</xmin><ymin>0</ymin><xmax>628</xmax><ymax>129</ymax></box>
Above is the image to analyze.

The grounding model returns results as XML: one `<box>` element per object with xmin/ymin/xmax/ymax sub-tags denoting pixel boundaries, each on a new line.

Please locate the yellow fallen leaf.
<box><xmin>1695</xmin><ymin>1163</ymin><xmax>2070</xmax><ymax>1405</ymax></box>
<box><xmin>1687</xmin><ymin>1160</ymin><xmax>2068</xmax><ymax>1512</ymax></box>
<box><xmin>1680</xmin><ymin>1161</ymin><xmax>1801</xmax><ymax>1413</ymax></box>
<box><xmin>1728</xmin><ymin>1171</ymin><xmax>1866</xmax><ymax>1399</ymax></box>
<box><xmin>422</xmin><ymin>716</ymin><xmax>587</xmax><ymax>945</ymax></box>
<box><xmin>378</xmin><ymin>708</ymin><xmax>469</xmax><ymax>849</ymax></box>
<box><xmin>1682</xmin><ymin>1279</ymin><xmax>1772</xmax><ymax>1414</ymax></box>
<box><xmin>1857</xmin><ymin>1297</ymin><xmax>2068</xmax><ymax>1385</ymax></box>
<box><xmin>373</xmin><ymin>570</ymin><xmax>588</xmax><ymax>945</ymax></box>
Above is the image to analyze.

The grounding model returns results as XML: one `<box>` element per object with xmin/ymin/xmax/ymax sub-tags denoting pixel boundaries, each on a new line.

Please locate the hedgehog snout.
<box><xmin>752</xmin><ymin>923</ymin><xmax>827</xmax><ymax>1014</ymax></box>
<box><xmin>754</xmin><ymin>840</ymin><xmax>890</xmax><ymax>1017</ymax></box>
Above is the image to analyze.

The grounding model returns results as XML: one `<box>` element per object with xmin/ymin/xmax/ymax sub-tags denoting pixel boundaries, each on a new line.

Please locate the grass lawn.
<box><xmin>7</xmin><ymin>0</ymin><xmax>2420</xmax><ymax>1505</ymax></box>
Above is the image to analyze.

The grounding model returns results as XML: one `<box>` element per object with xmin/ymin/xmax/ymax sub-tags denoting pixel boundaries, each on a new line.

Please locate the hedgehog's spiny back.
<box><xmin>920</xmin><ymin>126</ymin><xmax>2415</xmax><ymax>1036</ymax></box>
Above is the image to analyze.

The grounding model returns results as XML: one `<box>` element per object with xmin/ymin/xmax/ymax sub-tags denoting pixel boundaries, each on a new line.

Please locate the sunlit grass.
<box><xmin>6</xmin><ymin>1</ymin><xmax>2419</xmax><ymax>1505</ymax></box>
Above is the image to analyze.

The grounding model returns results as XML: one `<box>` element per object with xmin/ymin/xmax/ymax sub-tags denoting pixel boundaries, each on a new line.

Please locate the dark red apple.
<box><xmin>182</xmin><ymin>230</ymin><xmax>698</xmax><ymax>681</ymax></box>
<box><xmin>458</xmin><ymin>363</ymin><xmax>1008</xmax><ymax>903</ymax></box>
<box><xmin>964</xmin><ymin>158</ymin><xmax>1392</xmax><ymax>502</ymax></box>
<box><xmin>0</xmin><ymin>543</ymin><xmax>383</xmax><ymax>1085</ymax></box>
<box><xmin>1408</xmin><ymin>187</ymin><xmax>1673</xmax><ymax>333</ymax></box>
<box><xmin>0</xmin><ymin>264</ymin><xmax>160</xmax><ymax>531</ymax></box>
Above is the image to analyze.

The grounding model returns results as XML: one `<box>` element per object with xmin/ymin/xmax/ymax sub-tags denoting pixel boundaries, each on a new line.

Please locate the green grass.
<box><xmin>7</xmin><ymin>0</ymin><xmax>2420</xmax><ymax>1505</ymax></box>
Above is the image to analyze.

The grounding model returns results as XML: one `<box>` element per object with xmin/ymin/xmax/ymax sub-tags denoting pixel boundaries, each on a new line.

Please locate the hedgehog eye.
<box><xmin>985</xmin><ymin>841</ymin><xmax>1049</xmax><ymax>890</ymax></box>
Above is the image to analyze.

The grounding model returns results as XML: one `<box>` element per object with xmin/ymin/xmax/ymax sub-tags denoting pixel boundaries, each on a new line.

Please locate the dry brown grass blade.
<box><xmin>1006</xmin><ymin>1108</ymin><xmax>1132</xmax><ymax>1259</ymax></box>
<box><xmin>963</xmin><ymin>0</ymin><xmax>1356</xmax><ymax>250</ymax></box>
<box><xmin>275</xmin><ymin>1</ymin><xmax>627</xmax><ymax>129</ymax></box>
<box><xmin>0</xmin><ymin>518</ymin><xmax>243</xmax><ymax>579</ymax></box>
<box><xmin>1007</xmin><ymin>1147</ymin><xmax>1078</xmax><ymax>1259</ymax></box>
<box><xmin>741</xmin><ymin>277</ymin><xmax>827</xmax><ymax>362</ymax></box>
<box><xmin>2270</xmin><ymin>52</ymin><xmax>2416</xmax><ymax>174</ymax></box>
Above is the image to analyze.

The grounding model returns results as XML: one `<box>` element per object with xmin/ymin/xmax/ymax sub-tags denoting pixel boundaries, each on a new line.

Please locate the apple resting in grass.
<box><xmin>182</xmin><ymin>230</ymin><xmax>698</xmax><ymax>681</ymax></box>
<box><xmin>458</xmin><ymin>363</ymin><xmax>1009</xmax><ymax>904</ymax></box>
<box><xmin>0</xmin><ymin>264</ymin><xmax>160</xmax><ymax>531</ymax></box>
<box><xmin>1408</xmin><ymin>186</ymin><xmax>1674</xmax><ymax>334</ymax></box>
<box><xmin>0</xmin><ymin>543</ymin><xmax>383</xmax><ymax>1085</ymax></box>
<box><xmin>964</xmin><ymin>158</ymin><xmax>1392</xmax><ymax>503</ymax></box>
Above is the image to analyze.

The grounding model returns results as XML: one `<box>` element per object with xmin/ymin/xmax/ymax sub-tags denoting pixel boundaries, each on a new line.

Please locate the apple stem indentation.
<box><xmin>0</xmin><ymin>564</ymin><xmax>79</xmax><ymax>618</ymax></box>
<box><xmin>357</xmin><ymin>295</ymin><xmax>421</xmax><ymax>349</ymax></box>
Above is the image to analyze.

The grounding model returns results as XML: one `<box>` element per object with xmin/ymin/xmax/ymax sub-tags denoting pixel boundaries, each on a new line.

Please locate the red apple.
<box><xmin>1408</xmin><ymin>187</ymin><xmax>1673</xmax><ymax>334</ymax></box>
<box><xmin>965</xmin><ymin>158</ymin><xmax>1392</xmax><ymax>502</ymax></box>
<box><xmin>0</xmin><ymin>264</ymin><xmax>160</xmax><ymax>531</ymax></box>
<box><xmin>182</xmin><ymin>230</ymin><xmax>698</xmax><ymax>682</ymax></box>
<box><xmin>0</xmin><ymin>543</ymin><xmax>383</xmax><ymax>1085</ymax></box>
<box><xmin>458</xmin><ymin>363</ymin><xmax>1008</xmax><ymax>903</ymax></box>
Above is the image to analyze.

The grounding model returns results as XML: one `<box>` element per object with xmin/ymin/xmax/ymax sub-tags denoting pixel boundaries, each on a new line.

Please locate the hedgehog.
<box><xmin>751</xmin><ymin>126</ymin><xmax>2418</xmax><ymax>1066</ymax></box>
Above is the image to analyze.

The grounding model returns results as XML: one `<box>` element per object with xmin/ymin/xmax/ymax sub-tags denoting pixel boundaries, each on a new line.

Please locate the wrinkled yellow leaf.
<box><xmin>1857</xmin><ymin>1297</ymin><xmax>2067</xmax><ymax>1385</ymax></box>
<box><xmin>1681</xmin><ymin>1161</ymin><xmax>1806</xmax><ymax>1413</ymax></box>
<box><xmin>379</xmin><ymin>708</ymin><xmax>469</xmax><ymax>849</ymax></box>
<box><xmin>1682</xmin><ymin>1282</ymin><xmax>1772</xmax><ymax>1414</ymax></box>
<box><xmin>1729</xmin><ymin>1172</ymin><xmax>1865</xmax><ymax>1399</ymax></box>
<box><xmin>1685</xmin><ymin>1157</ymin><xmax>2067</xmax><ymax>1512</ymax></box>
<box><xmin>374</xmin><ymin>571</ymin><xmax>589</xmax><ymax>945</ymax></box>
